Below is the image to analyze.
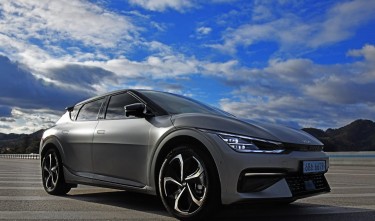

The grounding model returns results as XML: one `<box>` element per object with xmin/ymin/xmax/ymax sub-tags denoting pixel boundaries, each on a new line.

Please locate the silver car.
<box><xmin>40</xmin><ymin>89</ymin><xmax>330</xmax><ymax>220</ymax></box>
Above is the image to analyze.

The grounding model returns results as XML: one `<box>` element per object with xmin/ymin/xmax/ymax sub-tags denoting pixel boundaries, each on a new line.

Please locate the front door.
<box><xmin>92</xmin><ymin>92</ymin><xmax>151</xmax><ymax>187</ymax></box>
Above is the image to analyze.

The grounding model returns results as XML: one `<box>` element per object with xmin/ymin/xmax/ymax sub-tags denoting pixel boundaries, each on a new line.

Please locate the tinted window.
<box><xmin>105</xmin><ymin>93</ymin><xmax>139</xmax><ymax>120</ymax></box>
<box><xmin>141</xmin><ymin>91</ymin><xmax>232</xmax><ymax>116</ymax></box>
<box><xmin>70</xmin><ymin>105</ymin><xmax>82</xmax><ymax>121</ymax></box>
<box><xmin>76</xmin><ymin>99</ymin><xmax>104</xmax><ymax>121</ymax></box>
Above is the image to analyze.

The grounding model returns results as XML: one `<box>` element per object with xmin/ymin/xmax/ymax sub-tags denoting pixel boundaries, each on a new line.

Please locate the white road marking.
<box><xmin>0</xmin><ymin>211</ymin><xmax>173</xmax><ymax>220</ymax></box>
<box><xmin>0</xmin><ymin>196</ymin><xmax>71</xmax><ymax>201</ymax></box>
<box><xmin>0</xmin><ymin>180</ymin><xmax>41</xmax><ymax>184</ymax></box>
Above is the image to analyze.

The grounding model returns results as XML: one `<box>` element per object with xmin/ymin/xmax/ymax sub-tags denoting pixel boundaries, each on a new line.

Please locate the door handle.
<box><xmin>62</xmin><ymin>130</ymin><xmax>69</xmax><ymax>134</ymax></box>
<box><xmin>97</xmin><ymin>130</ymin><xmax>105</xmax><ymax>134</ymax></box>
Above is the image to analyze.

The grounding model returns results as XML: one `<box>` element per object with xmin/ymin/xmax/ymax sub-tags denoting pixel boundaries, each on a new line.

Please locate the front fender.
<box><xmin>148</xmin><ymin>128</ymin><xmax>223</xmax><ymax>194</ymax></box>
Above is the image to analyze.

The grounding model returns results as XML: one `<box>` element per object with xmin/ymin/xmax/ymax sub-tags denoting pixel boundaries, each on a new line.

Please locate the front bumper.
<box><xmin>206</xmin><ymin>133</ymin><xmax>330</xmax><ymax>204</ymax></box>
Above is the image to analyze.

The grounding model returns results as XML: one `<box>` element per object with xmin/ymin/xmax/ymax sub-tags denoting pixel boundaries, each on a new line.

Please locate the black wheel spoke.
<box><xmin>46</xmin><ymin>174</ymin><xmax>52</xmax><ymax>189</ymax></box>
<box><xmin>174</xmin><ymin>186</ymin><xmax>187</xmax><ymax>214</ymax></box>
<box><xmin>163</xmin><ymin>176</ymin><xmax>182</xmax><ymax>196</ymax></box>
<box><xmin>185</xmin><ymin>156</ymin><xmax>204</xmax><ymax>181</ymax></box>
<box><xmin>43</xmin><ymin>166</ymin><xmax>49</xmax><ymax>173</ymax></box>
<box><xmin>187</xmin><ymin>183</ymin><xmax>204</xmax><ymax>207</ymax></box>
<box><xmin>170</xmin><ymin>154</ymin><xmax>184</xmax><ymax>182</ymax></box>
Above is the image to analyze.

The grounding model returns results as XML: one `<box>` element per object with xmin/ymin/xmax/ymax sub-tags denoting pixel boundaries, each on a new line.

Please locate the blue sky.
<box><xmin>0</xmin><ymin>0</ymin><xmax>375</xmax><ymax>133</ymax></box>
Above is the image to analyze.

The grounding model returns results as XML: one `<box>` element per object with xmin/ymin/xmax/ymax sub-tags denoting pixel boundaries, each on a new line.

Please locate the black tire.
<box><xmin>41</xmin><ymin>149</ymin><xmax>71</xmax><ymax>195</ymax></box>
<box><xmin>158</xmin><ymin>146</ymin><xmax>219</xmax><ymax>221</ymax></box>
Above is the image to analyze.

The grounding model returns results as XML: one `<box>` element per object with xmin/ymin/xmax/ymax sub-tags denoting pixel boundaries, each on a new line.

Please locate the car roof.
<box><xmin>67</xmin><ymin>89</ymin><xmax>167</xmax><ymax>113</ymax></box>
<box><xmin>73</xmin><ymin>89</ymin><xmax>128</xmax><ymax>107</ymax></box>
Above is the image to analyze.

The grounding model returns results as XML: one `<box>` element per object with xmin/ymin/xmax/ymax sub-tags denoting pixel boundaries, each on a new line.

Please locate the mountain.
<box><xmin>303</xmin><ymin>119</ymin><xmax>375</xmax><ymax>151</ymax></box>
<box><xmin>0</xmin><ymin>119</ymin><xmax>374</xmax><ymax>153</ymax></box>
<box><xmin>0</xmin><ymin>129</ymin><xmax>44</xmax><ymax>154</ymax></box>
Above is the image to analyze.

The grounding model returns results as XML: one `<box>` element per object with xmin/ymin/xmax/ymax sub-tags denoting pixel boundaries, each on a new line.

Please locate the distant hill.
<box><xmin>0</xmin><ymin>119</ymin><xmax>374</xmax><ymax>153</ymax></box>
<box><xmin>303</xmin><ymin>119</ymin><xmax>375</xmax><ymax>151</ymax></box>
<box><xmin>0</xmin><ymin>129</ymin><xmax>44</xmax><ymax>154</ymax></box>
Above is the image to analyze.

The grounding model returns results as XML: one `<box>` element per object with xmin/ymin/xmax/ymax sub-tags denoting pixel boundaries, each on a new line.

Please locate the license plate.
<box><xmin>303</xmin><ymin>161</ymin><xmax>326</xmax><ymax>174</ymax></box>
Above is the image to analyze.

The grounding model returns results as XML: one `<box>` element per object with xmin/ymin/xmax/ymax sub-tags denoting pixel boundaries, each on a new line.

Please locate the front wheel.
<box><xmin>41</xmin><ymin>149</ymin><xmax>71</xmax><ymax>195</ymax></box>
<box><xmin>158</xmin><ymin>146</ymin><xmax>219</xmax><ymax>221</ymax></box>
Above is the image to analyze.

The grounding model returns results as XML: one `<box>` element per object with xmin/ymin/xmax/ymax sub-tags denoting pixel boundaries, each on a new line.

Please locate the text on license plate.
<box><xmin>303</xmin><ymin>161</ymin><xmax>326</xmax><ymax>174</ymax></box>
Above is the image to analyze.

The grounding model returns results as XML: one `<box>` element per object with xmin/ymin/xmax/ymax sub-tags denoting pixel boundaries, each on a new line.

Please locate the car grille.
<box><xmin>284</xmin><ymin>143</ymin><xmax>323</xmax><ymax>151</ymax></box>
<box><xmin>285</xmin><ymin>173</ymin><xmax>330</xmax><ymax>197</ymax></box>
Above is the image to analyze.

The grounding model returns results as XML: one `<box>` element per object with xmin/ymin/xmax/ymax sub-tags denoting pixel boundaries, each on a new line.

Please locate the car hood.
<box><xmin>171</xmin><ymin>113</ymin><xmax>323</xmax><ymax>146</ymax></box>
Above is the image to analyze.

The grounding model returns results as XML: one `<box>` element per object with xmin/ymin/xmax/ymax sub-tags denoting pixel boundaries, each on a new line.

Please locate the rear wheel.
<box><xmin>41</xmin><ymin>149</ymin><xmax>71</xmax><ymax>195</ymax></box>
<box><xmin>158</xmin><ymin>146</ymin><xmax>219</xmax><ymax>221</ymax></box>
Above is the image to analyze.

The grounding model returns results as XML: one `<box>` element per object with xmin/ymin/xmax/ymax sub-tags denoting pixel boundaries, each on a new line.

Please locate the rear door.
<box><xmin>92</xmin><ymin>92</ymin><xmax>152</xmax><ymax>187</ymax></box>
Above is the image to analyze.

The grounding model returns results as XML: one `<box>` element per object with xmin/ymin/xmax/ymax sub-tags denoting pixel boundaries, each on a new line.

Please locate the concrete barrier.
<box><xmin>327</xmin><ymin>151</ymin><xmax>375</xmax><ymax>166</ymax></box>
<box><xmin>0</xmin><ymin>154</ymin><xmax>40</xmax><ymax>160</ymax></box>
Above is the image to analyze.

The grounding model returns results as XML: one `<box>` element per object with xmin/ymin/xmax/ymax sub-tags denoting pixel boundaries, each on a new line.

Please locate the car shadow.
<box><xmin>64</xmin><ymin>190</ymin><xmax>171</xmax><ymax>217</ymax></box>
<box><xmin>214</xmin><ymin>202</ymin><xmax>375</xmax><ymax>221</ymax></box>
<box><xmin>63</xmin><ymin>190</ymin><xmax>375</xmax><ymax>221</ymax></box>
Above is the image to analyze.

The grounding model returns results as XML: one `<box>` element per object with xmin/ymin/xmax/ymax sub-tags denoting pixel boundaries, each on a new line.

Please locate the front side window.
<box><xmin>76</xmin><ymin>99</ymin><xmax>104</xmax><ymax>121</ymax></box>
<box><xmin>105</xmin><ymin>93</ymin><xmax>139</xmax><ymax>120</ymax></box>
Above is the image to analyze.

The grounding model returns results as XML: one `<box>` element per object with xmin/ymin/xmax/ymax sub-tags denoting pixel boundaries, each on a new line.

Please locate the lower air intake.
<box><xmin>286</xmin><ymin>173</ymin><xmax>330</xmax><ymax>197</ymax></box>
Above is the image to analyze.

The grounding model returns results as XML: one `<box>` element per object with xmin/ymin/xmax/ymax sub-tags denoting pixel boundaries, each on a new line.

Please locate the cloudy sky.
<box><xmin>0</xmin><ymin>0</ymin><xmax>375</xmax><ymax>134</ymax></box>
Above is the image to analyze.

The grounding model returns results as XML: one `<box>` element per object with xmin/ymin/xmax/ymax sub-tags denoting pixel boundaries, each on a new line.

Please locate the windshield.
<box><xmin>141</xmin><ymin>91</ymin><xmax>233</xmax><ymax>117</ymax></box>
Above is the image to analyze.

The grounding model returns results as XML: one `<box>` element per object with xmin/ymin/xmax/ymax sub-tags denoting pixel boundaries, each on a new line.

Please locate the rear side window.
<box><xmin>105</xmin><ymin>93</ymin><xmax>139</xmax><ymax>120</ymax></box>
<box><xmin>76</xmin><ymin>98</ymin><xmax>105</xmax><ymax>121</ymax></box>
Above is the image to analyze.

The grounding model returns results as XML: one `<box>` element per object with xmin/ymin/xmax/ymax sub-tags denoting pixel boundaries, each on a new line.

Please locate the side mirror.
<box><xmin>124</xmin><ymin>103</ymin><xmax>147</xmax><ymax>117</ymax></box>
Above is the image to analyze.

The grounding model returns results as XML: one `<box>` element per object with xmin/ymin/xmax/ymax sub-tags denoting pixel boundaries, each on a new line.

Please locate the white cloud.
<box><xmin>0</xmin><ymin>0</ymin><xmax>188</xmax><ymax>93</ymax></box>
<box><xmin>84</xmin><ymin>53</ymin><xmax>201</xmax><ymax>80</ymax></box>
<box><xmin>0</xmin><ymin>0</ymin><xmax>145</xmax><ymax>82</ymax></box>
<box><xmin>252</xmin><ymin>4</ymin><xmax>273</xmax><ymax>21</ymax></box>
<box><xmin>129</xmin><ymin>0</ymin><xmax>194</xmax><ymax>12</ymax></box>
<box><xmin>0</xmin><ymin>117</ymin><xmax>15</xmax><ymax>123</ymax></box>
<box><xmin>0</xmin><ymin>0</ymin><xmax>137</xmax><ymax>48</ymax></box>
<box><xmin>211</xmin><ymin>0</ymin><xmax>375</xmax><ymax>54</ymax></box>
<box><xmin>6</xmin><ymin>108</ymin><xmax>61</xmax><ymax>134</ymax></box>
<box><xmin>347</xmin><ymin>44</ymin><xmax>375</xmax><ymax>63</ymax></box>
<box><xmin>310</xmin><ymin>0</ymin><xmax>375</xmax><ymax>47</ymax></box>
<box><xmin>197</xmin><ymin>26</ymin><xmax>212</xmax><ymax>35</ymax></box>
<box><xmin>0</xmin><ymin>107</ymin><xmax>62</xmax><ymax>134</ymax></box>
<box><xmin>219</xmin><ymin>44</ymin><xmax>375</xmax><ymax>129</ymax></box>
<box><xmin>265</xmin><ymin>59</ymin><xmax>317</xmax><ymax>83</ymax></box>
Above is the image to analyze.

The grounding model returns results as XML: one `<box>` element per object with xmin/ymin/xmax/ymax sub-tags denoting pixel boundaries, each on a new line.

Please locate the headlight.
<box><xmin>218</xmin><ymin>133</ymin><xmax>284</xmax><ymax>153</ymax></box>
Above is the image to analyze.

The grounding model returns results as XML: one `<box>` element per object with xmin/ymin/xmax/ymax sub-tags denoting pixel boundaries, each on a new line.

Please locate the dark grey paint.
<box><xmin>172</xmin><ymin>113</ymin><xmax>322</xmax><ymax>145</ymax></box>
<box><xmin>58</xmin><ymin>121</ymin><xmax>98</xmax><ymax>175</ymax></box>
<box><xmin>92</xmin><ymin>118</ymin><xmax>152</xmax><ymax>186</ymax></box>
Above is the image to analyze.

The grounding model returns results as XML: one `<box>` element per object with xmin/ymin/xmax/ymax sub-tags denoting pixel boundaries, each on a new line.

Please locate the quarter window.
<box><xmin>70</xmin><ymin>105</ymin><xmax>82</xmax><ymax>121</ymax></box>
<box><xmin>105</xmin><ymin>93</ymin><xmax>139</xmax><ymax>120</ymax></box>
<box><xmin>76</xmin><ymin>99</ymin><xmax>105</xmax><ymax>121</ymax></box>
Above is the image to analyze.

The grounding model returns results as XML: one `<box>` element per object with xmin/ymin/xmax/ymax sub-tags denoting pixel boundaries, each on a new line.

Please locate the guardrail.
<box><xmin>0</xmin><ymin>154</ymin><xmax>40</xmax><ymax>160</ymax></box>
<box><xmin>327</xmin><ymin>151</ymin><xmax>375</xmax><ymax>166</ymax></box>
<box><xmin>0</xmin><ymin>152</ymin><xmax>374</xmax><ymax>164</ymax></box>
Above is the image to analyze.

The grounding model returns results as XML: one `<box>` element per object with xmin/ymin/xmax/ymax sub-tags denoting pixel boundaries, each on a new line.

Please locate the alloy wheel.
<box><xmin>161</xmin><ymin>151</ymin><xmax>208</xmax><ymax>215</ymax></box>
<box><xmin>42</xmin><ymin>151</ymin><xmax>60</xmax><ymax>191</ymax></box>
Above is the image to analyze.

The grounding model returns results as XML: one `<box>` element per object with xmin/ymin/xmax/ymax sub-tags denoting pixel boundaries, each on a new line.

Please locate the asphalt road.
<box><xmin>0</xmin><ymin>159</ymin><xmax>374</xmax><ymax>220</ymax></box>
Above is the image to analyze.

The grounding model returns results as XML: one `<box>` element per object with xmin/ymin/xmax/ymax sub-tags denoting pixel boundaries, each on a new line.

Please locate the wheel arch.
<box><xmin>150</xmin><ymin>128</ymin><xmax>223</xmax><ymax>198</ymax></box>
<box><xmin>40</xmin><ymin>136</ymin><xmax>65</xmax><ymax>165</ymax></box>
